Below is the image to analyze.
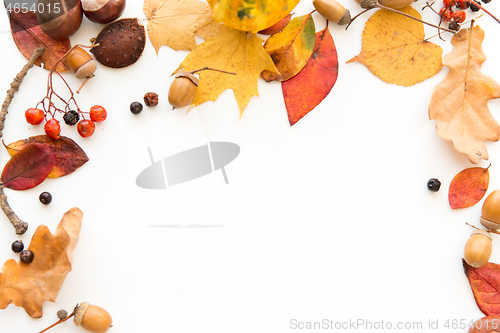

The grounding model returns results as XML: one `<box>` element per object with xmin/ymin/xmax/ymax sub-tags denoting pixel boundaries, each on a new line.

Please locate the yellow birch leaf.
<box><xmin>143</xmin><ymin>0</ymin><xmax>214</xmax><ymax>52</ymax></box>
<box><xmin>174</xmin><ymin>27</ymin><xmax>281</xmax><ymax>117</ymax></box>
<box><xmin>429</xmin><ymin>26</ymin><xmax>500</xmax><ymax>164</ymax></box>
<box><xmin>346</xmin><ymin>7</ymin><xmax>442</xmax><ymax>86</ymax></box>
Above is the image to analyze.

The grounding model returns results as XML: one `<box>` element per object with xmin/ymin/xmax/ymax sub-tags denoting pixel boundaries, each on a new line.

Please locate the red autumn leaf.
<box><xmin>258</xmin><ymin>14</ymin><xmax>292</xmax><ymax>35</ymax></box>
<box><xmin>8</xmin><ymin>10</ymin><xmax>70</xmax><ymax>72</ymax></box>
<box><xmin>281</xmin><ymin>25</ymin><xmax>338</xmax><ymax>126</ymax></box>
<box><xmin>448</xmin><ymin>166</ymin><xmax>489</xmax><ymax>209</ymax></box>
<box><xmin>463</xmin><ymin>259</ymin><xmax>500</xmax><ymax>316</ymax></box>
<box><xmin>4</xmin><ymin>135</ymin><xmax>89</xmax><ymax>178</ymax></box>
<box><xmin>469</xmin><ymin>316</ymin><xmax>500</xmax><ymax>333</ymax></box>
<box><xmin>1</xmin><ymin>143</ymin><xmax>56</xmax><ymax>190</ymax></box>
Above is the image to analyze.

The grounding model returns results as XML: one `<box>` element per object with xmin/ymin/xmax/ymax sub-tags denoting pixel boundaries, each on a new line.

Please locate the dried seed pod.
<box><xmin>37</xmin><ymin>0</ymin><xmax>83</xmax><ymax>39</ymax></box>
<box><xmin>313</xmin><ymin>0</ymin><xmax>351</xmax><ymax>25</ymax></box>
<box><xmin>168</xmin><ymin>72</ymin><xmax>199</xmax><ymax>109</ymax></box>
<box><xmin>74</xmin><ymin>302</ymin><xmax>113</xmax><ymax>333</ymax></box>
<box><xmin>90</xmin><ymin>18</ymin><xmax>145</xmax><ymax>68</ymax></box>
<box><xmin>67</xmin><ymin>47</ymin><xmax>97</xmax><ymax>79</ymax></box>
<box><xmin>144</xmin><ymin>92</ymin><xmax>159</xmax><ymax>107</ymax></box>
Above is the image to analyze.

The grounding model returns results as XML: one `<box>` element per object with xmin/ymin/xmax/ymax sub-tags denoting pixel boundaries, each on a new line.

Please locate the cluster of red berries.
<box><xmin>25</xmin><ymin>105</ymin><xmax>107</xmax><ymax>140</ymax></box>
<box><xmin>439</xmin><ymin>0</ymin><xmax>490</xmax><ymax>30</ymax></box>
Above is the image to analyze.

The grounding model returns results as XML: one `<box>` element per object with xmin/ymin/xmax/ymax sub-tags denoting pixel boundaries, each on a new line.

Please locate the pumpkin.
<box><xmin>207</xmin><ymin>0</ymin><xmax>300</xmax><ymax>32</ymax></box>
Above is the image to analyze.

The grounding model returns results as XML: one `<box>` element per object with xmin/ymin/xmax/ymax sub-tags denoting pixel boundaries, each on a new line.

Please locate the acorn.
<box><xmin>464</xmin><ymin>229</ymin><xmax>492</xmax><ymax>268</ymax></box>
<box><xmin>37</xmin><ymin>0</ymin><xmax>83</xmax><ymax>39</ymax></box>
<box><xmin>74</xmin><ymin>302</ymin><xmax>112</xmax><ymax>333</ymax></box>
<box><xmin>81</xmin><ymin>0</ymin><xmax>126</xmax><ymax>24</ymax></box>
<box><xmin>168</xmin><ymin>71</ymin><xmax>198</xmax><ymax>110</ymax></box>
<box><xmin>480</xmin><ymin>190</ymin><xmax>500</xmax><ymax>230</ymax></box>
<box><xmin>313</xmin><ymin>0</ymin><xmax>351</xmax><ymax>25</ymax></box>
<box><xmin>66</xmin><ymin>47</ymin><xmax>97</xmax><ymax>79</ymax></box>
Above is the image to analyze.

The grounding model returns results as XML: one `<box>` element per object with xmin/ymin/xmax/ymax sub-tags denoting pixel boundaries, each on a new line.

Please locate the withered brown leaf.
<box><xmin>0</xmin><ymin>208</ymin><xmax>83</xmax><ymax>318</ymax></box>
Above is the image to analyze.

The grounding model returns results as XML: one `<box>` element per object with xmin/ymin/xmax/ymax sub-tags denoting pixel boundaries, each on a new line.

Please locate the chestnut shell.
<box><xmin>82</xmin><ymin>0</ymin><xmax>126</xmax><ymax>24</ymax></box>
<box><xmin>90</xmin><ymin>18</ymin><xmax>145</xmax><ymax>68</ymax></box>
<box><xmin>37</xmin><ymin>0</ymin><xmax>83</xmax><ymax>39</ymax></box>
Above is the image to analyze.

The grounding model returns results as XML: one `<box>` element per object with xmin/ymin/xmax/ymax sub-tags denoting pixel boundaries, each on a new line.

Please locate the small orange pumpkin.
<box><xmin>207</xmin><ymin>0</ymin><xmax>300</xmax><ymax>32</ymax></box>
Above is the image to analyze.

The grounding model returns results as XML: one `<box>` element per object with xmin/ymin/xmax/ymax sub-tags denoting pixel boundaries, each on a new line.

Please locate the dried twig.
<box><xmin>0</xmin><ymin>47</ymin><xmax>46</xmax><ymax>235</ymax></box>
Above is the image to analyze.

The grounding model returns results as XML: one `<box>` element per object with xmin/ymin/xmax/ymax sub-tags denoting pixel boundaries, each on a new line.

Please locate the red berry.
<box><xmin>89</xmin><ymin>105</ymin><xmax>107</xmax><ymax>122</ymax></box>
<box><xmin>443</xmin><ymin>0</ymin><xmax>455</xmax><ymax>7</ymax></box>
<box><xmin>454</xmin><ymin>9</ymin><xmax>466</xmax><ymax>22</ymax></box>
<box><xmin>439</xmin><ymin>7</ymin><xmax>454</xmax><ymax>21</ymax></box>
<box><xmin>456</xmin><ymin>0</ymin><xmax>469</xmax><ymax>9</ymax></box>
<box><xmin>77</xmin><ymin>119</ymin><xmax>95</xmax><ymax>137</ymax></box>
<box><xmin>25</xmin><ymin>108</ymin><xmax>45</xmax><ymax>125</ymax></box>
<box><xmin>44</xmin><ymin>119</ymin><xmax>60</xmax><ymax>140</ymax></box>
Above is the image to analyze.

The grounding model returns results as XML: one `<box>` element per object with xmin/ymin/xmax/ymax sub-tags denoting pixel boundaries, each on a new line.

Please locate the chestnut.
<box><xmin>37</xmin><ymin>0</ymin><xmax>83</xmax><ymax>39</ymax></box>
<box><xmin>82</xmin><ymin>0</ymin><xmax>126</xmax><ymax>24</ymax></box>
<box><xmin>480</xmin><ymin>189</ymin><xmax>500</xmax><ymax>230</ymax></box>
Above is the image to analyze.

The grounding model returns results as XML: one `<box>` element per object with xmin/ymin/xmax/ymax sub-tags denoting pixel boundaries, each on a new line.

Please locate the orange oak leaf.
<box><xmin>1</xmin><ymin>143</ymin><xmax>56</xmax><ymax>190</ymax></box>
<box><xmin>143</xmin><ymin>0</ymin><xmax>215</xmax><ymax>52</ymax></box>
<box><xmin>261</xmin><ymin>13</ymin><xmax>315</xmax><ymax>82</ymax></box>
<box><xmin>463</xmin><ymin>259</ymin><xmax>500</xmax><ymax>316</ymax></box>
<box><xmin>174</xmin><ymin>26</ymin><xmax>281</xmax><ymax>117</ymax></box>
<box><xmin>4</xmin><ymin>135</ymin><xmax>89</xmax><ymax>178</ymax></box>
<box><xmin>8</xmin><ymin>10</ymin><xmax>71</xmax><ymax>72</ymax></box>
<box><xmin>282</xmin><ymin>24</ymin><xmax>338</xmax><ymax>126</ymax></box>
<box><xmin>346</xmin><ymin>7</ymin><xmax>442</xmax><ymax>86</ymax></box>
<box><xmin>448</xmin><ymin>166</ymin><xmax>489</xmax><ymax>209</ymax></box>
<box><xmin>429</xmin><ymin>26</ymin><xmax>500</xmax><ymax>164</ymax></box>
<box><xmin>258</xmin><ymin>14</ymin><xmax>292</xmax><ymax>35</ymax></box>
<box><xmin>0</xmin><ymin>207</ymin><xmax>83</xmax><ymax>318</ymax></box>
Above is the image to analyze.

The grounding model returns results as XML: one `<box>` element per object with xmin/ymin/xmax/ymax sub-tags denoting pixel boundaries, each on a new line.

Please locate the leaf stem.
<box><xmin>0</xmin><ymin>47</ymin><xmax>45</xmax><ymax>235</ymax></box>
<box><xmin>38</xmin><ymin>308</ymin><xmax>76</xmax><ymax>333</ymax></box>
<box><xmin>190</xmin><ymin>67</ymin><xmax>237</xmax><ymax>75</ymax></box>
<box><xmin>376</xmin><ymin>3</ymin><xmax>456</xmax><ymax>33</ymax></box>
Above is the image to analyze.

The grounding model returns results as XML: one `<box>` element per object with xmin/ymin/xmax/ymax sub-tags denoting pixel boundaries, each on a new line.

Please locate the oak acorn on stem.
<box><xmin>168</xmin><ymin>67</ymin><xmax>237</xmax><ymax>110</ymax></box>
<box><xmin>480</xmin><ymin>190</ymin><xmax>500</xmax><ymax>230</ymax></box>
<box><xmin>464</xmin><ymin>229</ymin><xmax>492</xmax><ymax>268</ymax></box>
<box><xmin>313</xmin><ymin>0</ymin><xmax>352</xmax><ymax>25</ymax></box>
<box><xmin>38</xmin><ymin>302</ymin><xmax>112</xmax><ymax>333</ymax></box>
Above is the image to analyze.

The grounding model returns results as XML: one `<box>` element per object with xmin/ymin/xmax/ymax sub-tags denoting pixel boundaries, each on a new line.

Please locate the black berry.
<box><xmin>63</xmin><ymin>110</ymin><xmax>80</xmax><ymax>125</ymax></box>
<box><xmin>20</xmin><ymin>250</ymin><xmax>34</xmax><ymax>264</ymax></box>
<box><xmin>427</xmin><ymin>178</ymin><xmax>442</xmax><ymax>192</ymax></box>
<box><xmin>470</xmin><ymin>3</ymin><xmax>480</xmax><ymax>10</ymax></box>
<box><xmin>130</xmin><ymin>102</ymin><xmax>143</xmax><ymax>115</ymax></box>
<box><xmin>481</xmin><ymin>0</ymin><xmax>491</xmax><ymax>4</ymax></box>
<box><xmin>39</xmin><ymin>192</ymin><xmax>52</xmax><ymax>205</ymax></box>
<box><xmin>449</xmin><ymin>21</ymin><xmax>460</xmax><ymax>31</ymax></box>
<box><xmin>11</xmin><ymin>240</ymin><xmax>24</xmax><ymax>253</ymax></box>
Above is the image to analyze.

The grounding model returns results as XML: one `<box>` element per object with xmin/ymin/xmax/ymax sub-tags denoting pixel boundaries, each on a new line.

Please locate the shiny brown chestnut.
<box><xmin>37</xmin><ymin>0</ymin><xmax>83</xmax><ymax>39</ymax></box>
<box><xmin>82</xmin><ymin>0</ymin><xmax>126</xmax><ymax>24</ymax></box>
<box><xmin>480</xmin><ymin>189</ymin><xmax>500</xmax><ymax>230</ymax></box>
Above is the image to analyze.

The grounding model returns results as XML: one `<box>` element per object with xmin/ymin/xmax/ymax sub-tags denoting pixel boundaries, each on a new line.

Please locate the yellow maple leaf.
<box><xmin>429</xmin><ymin>26</ymin><xmax>500</xmax><ymax>164</ymax></box>
<box><xmin>174</xmin><ymin>26</ymin><xmax>280</xmax><ymax>117</ymax></box>
<box><xmin>143</xmin><ymin>0</ymin><xmax>214</xmax><ymax>52</ymax></box>
<box><xmin>347</xmin><ymin>7</ymin><xmax>442</xmax><ymax>86</ymax></box>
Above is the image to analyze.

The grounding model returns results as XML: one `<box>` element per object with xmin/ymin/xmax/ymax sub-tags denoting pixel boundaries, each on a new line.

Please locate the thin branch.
<box><xmin>0</xmin><ymin>47</ymin><xmax>46</xmax><ymax>235</ymax></box>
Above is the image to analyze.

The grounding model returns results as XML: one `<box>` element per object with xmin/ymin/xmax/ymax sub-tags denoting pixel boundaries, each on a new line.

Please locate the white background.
<box><xmin>1</xmin><ymin>0</ymin><xmax>500</xmax><ymax>332</ymax></box>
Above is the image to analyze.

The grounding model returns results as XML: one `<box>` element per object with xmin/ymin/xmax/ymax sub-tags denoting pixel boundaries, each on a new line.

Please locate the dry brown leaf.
<box><xmin>429</xmin><ymin>26</ymin><xmax>500</xmax><ymax>164</ymax></box>
<box><xmin>143</xmin><ymin>0</ymin><xmax>214</xmax><ymax>52</ymax></box>
<box><xmin>0</xmin><ymin>208</ymin><xmax>83</xmax><ymax>318</ymax></box>
<box><xmin>346</xmin><ymin>7</ymin><xmax>442</xmax><ymax>86</ymax></box>
<box><xmin>174</xmin><ymin>27</ymin><xmax>281</xmax><ymax>117</ymax></box>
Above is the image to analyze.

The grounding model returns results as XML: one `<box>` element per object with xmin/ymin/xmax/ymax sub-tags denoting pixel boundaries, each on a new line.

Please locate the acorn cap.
<box><xmin>175</xmin><ymin>71</ymin><xmax>199</xmax><ymax>86</ymax></box>
<box><xmin>74</xmin><ymin>302</ymin><xmax>90</xmax><ymax>326</ymax></box>
<box><xmin>90</xmin><ymin>18</ymin><xmax>145</xmax><ymax>68</ymax></box>
<box><xmin>480</xmin><ymin>216</ymin><xmax>500</xmax><ymax>231</ymax></box>
<box><xmin>74</xmin><ymin>60</ymin><xmax>97</xmax><ymax>79</ymax></box>
<box><xmin>471</xmin><ymin>229</ymin><xmax>492</xmax><ymax>240</ymax></box>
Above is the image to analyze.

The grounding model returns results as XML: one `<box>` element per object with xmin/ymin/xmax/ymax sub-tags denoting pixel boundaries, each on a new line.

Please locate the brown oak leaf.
<box><xmin>0</xmin><ymin>208</ymin><xmax>83</xmax><ymax>318</ymax></box>
<box><xmin>429</xmin><ymin>26</ymin><xmax>500</xmax><ymax>164</ymax></box>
